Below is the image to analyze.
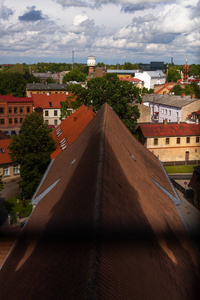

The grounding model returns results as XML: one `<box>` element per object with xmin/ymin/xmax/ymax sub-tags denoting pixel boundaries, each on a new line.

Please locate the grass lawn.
<box><xmin>164</xmin><ymin>165</ymin><xmax>198</xmax><ymax>174</ymax></box>
<box><xmin>5</xmin><ymin>195</ymin><xmax>33</xmax><ymax>220</ymax></box>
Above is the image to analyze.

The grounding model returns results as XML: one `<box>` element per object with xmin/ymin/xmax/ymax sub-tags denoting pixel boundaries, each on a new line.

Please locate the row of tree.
<box><xmin>171</xmin><ymin>82</ymin><xmax>200</xmax><ymax>99</ymax></box>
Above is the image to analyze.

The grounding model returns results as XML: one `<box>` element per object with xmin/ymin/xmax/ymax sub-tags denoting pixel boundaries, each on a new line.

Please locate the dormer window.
<box><xmin>49</xmin><ymin>102</ymin><xmax>52</xmax><ymax>107</ymax></box>
<box><xmin>0</xmin><ymin>148</ymin><xmax>5</xmax><ymax>153</ymax></box>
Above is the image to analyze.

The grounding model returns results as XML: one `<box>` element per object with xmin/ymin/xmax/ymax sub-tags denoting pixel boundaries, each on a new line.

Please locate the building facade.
<box><xmin>26</xmin><ymin>83</ymin><xmax>68</xmax><ymax>97</ymax></box>
<box><xmin>0</xmin><ymin>95</ymin><xmax>33</xmax><ymax>129</ymax></box>
<box><xmin>138</xmin><ymin>123</ymin><xmax>200</xmax><ymax>164</ymax></box>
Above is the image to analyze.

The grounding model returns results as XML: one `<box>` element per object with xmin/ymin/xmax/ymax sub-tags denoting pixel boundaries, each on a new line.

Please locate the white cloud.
<box><xmin>73</xmin><ymin>14</ymin><xmax>88</xmax><ymax>25</ymax></box>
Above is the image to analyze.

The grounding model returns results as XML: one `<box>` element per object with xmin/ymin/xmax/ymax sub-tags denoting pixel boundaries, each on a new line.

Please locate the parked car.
<box><xmin>11</xmin><ymin>130</ymin><xmax>17</xmax><ymax>136</ymax></box>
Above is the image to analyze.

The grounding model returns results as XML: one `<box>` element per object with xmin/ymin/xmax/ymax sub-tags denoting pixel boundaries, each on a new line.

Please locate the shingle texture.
<box><xmin>142</xmin><ymin>93</ymin><xmax>199</xmax><ymax>107</ymax></box>
<box><xmin>0</xmin><ymin>139</ymin><xmax>11</xmax><ymax>164</ymax></box>
<box><xmin>0</xmin><ymin>95</ymin><xmax>33</xmax><ymax>103</ymax></box>
<box><xmin>139</xmin><ymin>123</ymin><xmax>200</xmax><ymax>137</ymax></box>
<box><xmin>32</xmin><ymin>93</ymin><xmax>74</xmax><ymax>109</ymax></box>
<box><xmin>0</xmin><ymin>104</ymin><xmax>199</xmax><ymax>299</ymax></box>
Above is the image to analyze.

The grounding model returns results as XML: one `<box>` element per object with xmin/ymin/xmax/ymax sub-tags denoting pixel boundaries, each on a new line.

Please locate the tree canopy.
<box><xmin>66</xmin><ymin>73</ymin><xmax>141</xmax><ymax>133</ymax></box>
<box><xmin>8</xmin><ymin>113</ymin><xmax>55</xmax><ymax>199</ymax></box>
<box><xmin>63</xmin><ymin>67</ymin><xmax>87</xmax><ymax>82</ymax></box>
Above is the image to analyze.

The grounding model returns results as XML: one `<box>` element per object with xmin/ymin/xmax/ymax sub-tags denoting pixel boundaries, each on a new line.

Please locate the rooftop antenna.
<box><xmin>72</xmin><ymin>50</ymin><xmax>74</xmax><ymax>70</ymax></box>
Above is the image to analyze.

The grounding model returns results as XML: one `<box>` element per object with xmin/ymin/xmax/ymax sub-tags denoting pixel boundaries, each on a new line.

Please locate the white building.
<box><xmin>142</xmin><ymin>94</ymin><xmax>200</xmax><ymax>123</ymax></box>
<box><xmin>135</xmin><ymin>71</ymin><xmax>166</xmax><ymax>90</ymax></box>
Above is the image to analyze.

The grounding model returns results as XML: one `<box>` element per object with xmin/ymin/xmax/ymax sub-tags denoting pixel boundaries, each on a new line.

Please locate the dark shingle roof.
<box><xmin>0</xmin><ymin>104</ymin><xmax>199</xmax><ymax>299</ymax></box>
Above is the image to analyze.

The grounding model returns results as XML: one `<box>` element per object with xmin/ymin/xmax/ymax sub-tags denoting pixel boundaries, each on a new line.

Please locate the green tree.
<box><xmin>67</xmin><ymin>73</ymin><xmax>141</xmax><ymax>133</ymax></box>
<box><xmin>123</xmin><ymin>62</ymin><xmax>135</xmax><ymax>70</ymax></box>
<box><xmin>63</xmin><ymin>67</ymin><xmax>87</xmax><ymax>82</ymax></box>
<box><xmin>8</xmin><ymin>113</ymin><xmax>55</xmax><ymax>199</ymax></box>
<box><xmin>167</xmin><ymin>68</ymin><xmax>181</xmax><ymax>82</ymax></box>
<box><xmin>170</xmin><ymin>85</ymin><xmax>183</xmax><ymax>95</ymax></box>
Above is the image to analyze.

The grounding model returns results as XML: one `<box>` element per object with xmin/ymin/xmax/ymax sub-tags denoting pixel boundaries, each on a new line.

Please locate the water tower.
<box><xmin>87</xmin><ymin>55</ymin><xmax>96</xmax><ymax>77</ymax></box>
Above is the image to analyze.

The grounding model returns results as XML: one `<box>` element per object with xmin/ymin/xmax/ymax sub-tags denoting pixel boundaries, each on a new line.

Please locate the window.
<box><xmin>14</xmin><ymin>165</ymin><xmax>20</xmax><ymax>175</ymax></box>
<box><xmin>0</xmin><ymin>107</ymin><xmax>4</xmax><ymax>114</ymax></box>
<box><xmin>177</xmin><ymin>137</ymin><xmax>180</xmax><ymax>144</ymax></box>
<box><xmin>9</xmin><ymin>118</ymin><xmax>12</xmax><ymax>124</ymax></box>
<box><xmin>0</xmin><ymin>119</ymin><xmax>5</xmax><ymax>124</ymax></box>
<box><xmin>45</xmin><ymin>120</ymin><xmax>49</xmax><ymax>124</ymax></box>
<box><xmin>176</xmin><ymin>112</ymin><xmax>179</xmax><ymax>117</ymax></box>
<box><xmin>154</xmin><ymin>138</ymin><xmax>158</xmax><ymax>145</ymax></box>
<box><xmin>166</xmin><ymin>138</ymin><xmax>170</xmax><ymax>144</ymax></box>
<box><xmin>27</xmin><ymin>107</ymin><xmax>30</xmax><ymax>113</ymax></box>
<box><xmin>186</xmin><ymin>137</ymin><xmax>190</xmax><ymax>144</ymax></box>
<box><xmin>54</xmin><ymin>119</ymin><xmax>58</xmax><ymax>126</ymax></box>
<box><xmin>196</xmin><ymin>137</ymin><xmax>200</xmax><ymax>143</ymax></box>
<box><xmin>20</xmin><ymin>107</ymin><xmax>23</xmax><ymax>113</ymax></box>
<box><xmin>49</xmin><ymin>102</ymin><xmax>52</xmax><ymax>107</ymax></box>
<box><xmin>162</xmin><ymin>109</ymin><xmax>164</xmax><ymax>113</ymax></box>
<box><xmin>9</xmin><ymin>108</ymin><xmax>12</xmax><ymax>113</ymax></box>
<box><xmin>169</xmin><ymin>110</ymin><xmax>171</xmax><ymax>116</ymax></box>
<box><xmin>54</xmin><ymin>110</ymin><xmax>57</xmax><ymax>116</ymax></box>
<box><xmin>20</xmin><ymin>118</ymin><xmax>23</xmax><ymax>123</ymax></box>
<box><xmin>14</xmin><ymin>107</ymin><xmax>17</xmax><ymax>113</ymax></box>
<box><xmin>195</xmin><ymin>149</ymin><xmax>197</xmax><ymax>153</ymax></box>
<box><xmin>3</xmin><ymin>166</ymin><xmax>10</xmax><ymax>177</ymax></box>
<box><xmin>0</xmin><ymin>148</ymin><xmax>5</xmax><ymax>153</ymax></box>
<box><xmin>165</xmin><ymin>109</ymin><xmax>167</xmax><ymax>115</ymax></box>
<box><xmin>14</xmin><ymin>118</ymin><xmax>18</xmax><ymax>124</ymax></box>
<box><xmin>45</xmin><ymin>111</ymin><xmax>49</xmax><ymax>116</ymax></box>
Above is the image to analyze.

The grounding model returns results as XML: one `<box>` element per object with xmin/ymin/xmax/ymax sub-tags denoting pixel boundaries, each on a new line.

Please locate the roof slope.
<box><xmin>0</xmin><ymin>130</ymin><xmax>9</xmax><ymax>140</ymax></box>
<box><xmin>0</xmin><ymin>95</ymin><xmax>33</xmax><ymax>103</ymax></box>
<box><xmin>0</xmin><ymin>139</ymin><xmax>11</xmax><ymax>164</ymax></box>
<box><xmin>0</xmin><ymin>104</ymin><xmax>199</xmax><ymax>299</ymax></box>
<box><xmin>138</xmin><ymin>123</ymin><xmax>200</xmax><ymax>137</ymax></box>
<box><xmin>32</xmin><ymin>93</ymin><xmax>75</xmax><ymax>109</ymax></box>
<box><xmin>142</xmin><ymin>93</ymin><xmax>199</xmax><ymax>108</ymax></box>
<box><xmin>50</xmin><ymin>105</ymin><xmax>95</xmax><ymax>159</ymax></box>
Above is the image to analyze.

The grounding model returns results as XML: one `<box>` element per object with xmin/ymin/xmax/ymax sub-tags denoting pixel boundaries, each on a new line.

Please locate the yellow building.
<box><xmin>26</xmin><ymin>83</ymin><xmax>68</xmax><ymax>97</ymax></box>
<box><xmin>138</xmin><ymin>123</ymin><xmax>200</xmax><ymax>165</ymax></box>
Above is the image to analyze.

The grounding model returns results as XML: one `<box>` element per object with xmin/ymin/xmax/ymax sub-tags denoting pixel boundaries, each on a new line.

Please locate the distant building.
<box><xmin>139</xmin><ymin>61</ymin><xmax>166</xmax><ymax>72</ymax></box>
<box><xmin>137</xmin><ymin>123</ymin><xmax>200</xmax><ymax>164</ymax></box>
<box><xmin>0</xmin><ymin>95</ymin><xmax>33</xmax><ymax>129</ymax></box>
<box><xmin>135</xmin><ymin>71</ymin><xmax>166</xmax><ymax>90</ymax></box>
<box><xmin>32</xmin><ymin>93</ymin><xmax>75</xmax><ymax>127</ymax></box>
<box><xmin>26</xmin><ymin>83</ymin><xmax>68</xmax><ymax>98</ymax></box>
<box><xmin>141</xmin><ymin>93</ymin><xmax>200</xmax><ymax>123</ymax></box>
<box><xmin>0</xmin><ymin>136</ymin><xmax>20</xmax><ymax>182</ymax></box>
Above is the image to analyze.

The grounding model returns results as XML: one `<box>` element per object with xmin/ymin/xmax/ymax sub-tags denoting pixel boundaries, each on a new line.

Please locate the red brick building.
<box><xmin>0</xmin><ymin>95</ymin><xmax>33</xmax><ymax>128</ymax></box>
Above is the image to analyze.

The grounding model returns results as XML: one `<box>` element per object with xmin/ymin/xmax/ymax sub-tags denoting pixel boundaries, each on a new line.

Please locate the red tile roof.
<box><xmin>51</xmin><ymin>105</ymin><xmax>95</xmax><ymax>159</ymax></box>
<box><xmin>0</xmin><ymin>130</ymin><xmax>9</xmax><ymax>140</ymax></box>
<box><xmin>0</xmin><ymin>103</ymin><xmax>199</xmax><ymax>299</ymax></box>
<box><xmin>138</xmin><ymin>123</ymin><xmax>200</xmax><ymax>137</ymax></box>
<box><xmin>32</xmin><ymin>93</ymin><xmax>75</xmax><ymax>109</ymax></box>
<box><xmin>119</xmin><ymin>77</ymin><xmax>141</xmax><ymax>82</ymax></box>
<box><xmin>0</xmin><ymin>139</ymin><xmax>12</xmax><ymax>164</ymax></box>
<box><xmin>0</xmin><ymin>95</ymin><xmax>33</xmax><ymax>103</ymax></box>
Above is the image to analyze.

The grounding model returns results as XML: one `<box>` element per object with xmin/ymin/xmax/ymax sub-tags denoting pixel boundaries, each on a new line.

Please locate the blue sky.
<box><xmin>0</xmin><ymin>0</ymin><xmax>199</xmax><ymax>65</ymax></box>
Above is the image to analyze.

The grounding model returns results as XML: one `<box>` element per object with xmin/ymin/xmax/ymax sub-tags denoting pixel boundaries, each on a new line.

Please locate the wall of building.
<box><xmin>0</xmin><ymin>163</ymin><xmax>20</xmax><ymax>182</ymax></box>
<box><xmin>43</xmin><ymin>108</ymin><xmax>74</xmax><ymax>127</ymax></box>
<box><xmin>182</xmin><ymin>100</ymin><xmax>200</xmax><ymax>121</ymax></box>
<box><xmin>0</xmin><ymin>101</ymin><xmax>33</xmax><ymax>128</ymax></box>
<box><xmin>137</xmin><ymin>104</ymin><xmax>151</xmax><ymax>123</ymax></box>
<box><xmin>146</xmin><ymin>136</ymin><xmax>200</xmax><ymax>162</ymax></box>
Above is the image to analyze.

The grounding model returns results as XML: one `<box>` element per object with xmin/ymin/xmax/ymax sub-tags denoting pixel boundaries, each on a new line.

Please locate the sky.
<box><xmin>0</xmin><ymin>0</ymin><xmax>199</xmax><ymax>65</ymax></box>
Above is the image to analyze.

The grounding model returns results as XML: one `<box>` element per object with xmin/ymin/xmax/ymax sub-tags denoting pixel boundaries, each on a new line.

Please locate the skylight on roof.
<box><xmin>49</xmin><ymin>102</ymin><xmax>52</xmax><ymax>107</ymax></box>
<box><xmin>60</xmin><ymin>138</ymin><xmax>68</xmax><ymax>150</ymax></box>
<box><xmin>0</xmin><ymin>148</ymin><xmax>5</xmax><ymax>154</ymax></box>
<box><xmin>56</xmin><ymin>127</ymin><xmax>63</xmax><ymax>137</ymax></box>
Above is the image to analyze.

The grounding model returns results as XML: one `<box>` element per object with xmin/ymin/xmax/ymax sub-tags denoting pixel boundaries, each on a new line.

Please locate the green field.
<box><xmin>164</xmin><ymin>165</ymin><xmax>198</xmax><ymax>174</ymax></box>
<box><xmin>5</xmin><ymin>195</ymin><xmax>32</xmax><ymax>222</ymax></box>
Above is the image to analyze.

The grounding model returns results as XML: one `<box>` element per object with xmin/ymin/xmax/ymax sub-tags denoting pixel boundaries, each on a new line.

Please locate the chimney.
<box><xmin>88</xmin><ymin>105</ymin><xmax>93</xmax><ymax>111</ymax></box>
<box><xmin>191</xmin><ymin>94</ymin><xmax>195</xmax><ymax>99</ymax></box>
<box><xmin>74</xmin><ymin>116</ymin><xmax>77</xmax><ymax>122</ymax></box>
<box><xmin>163</xmin><ymin>119</ymin><xmax>167</xmax><ymax>125</ymax></box>
<box><xmin>181</xmin><ymin>93</ymin><xmax>185</xmax><ymax>97</ymax></box>
<box><xmin>177</xmin><ymin>117</ymin><xmax>180</xmax><ymax>124</ymax></box>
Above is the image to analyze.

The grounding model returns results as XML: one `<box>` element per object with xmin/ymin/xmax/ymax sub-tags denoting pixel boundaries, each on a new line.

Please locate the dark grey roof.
<box><xmin>142</xmin><ymin>93</ymin><xmax>200</xmax><ymax>108</ymax></box>
<box><xmin>107</xmin><ymin>69</ymin><xmax>138</xmax><ymax>74</ymax></box>
<box><xmin>26</xmin><ymin>83</ymin><xmax>68</xmax><ymax>91</ymax></box>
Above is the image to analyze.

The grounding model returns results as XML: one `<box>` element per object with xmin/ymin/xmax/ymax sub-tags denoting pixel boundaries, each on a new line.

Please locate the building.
<box><xmin>0</xmin><ymin>104</ymin><xmax>199</xmax><ymax>299</ymax></box>
<box><xmin>107</xmin><ymin>69</ymin><xmax>138</xmax><ymax>79</ymax></box>
<box><xmin>0</xmin><ymin>137</ymin><xmax>20</xmax><ymax>182</ymax></box>
<box><xmin>26</xmin><ymin>83</ymin><xmax>68</xmax><ymax>97</ymax></box>
<box><xmin>119</xmin><ymin>77</ymin><xmax>145</xmax><ymax>89</ymax></box>
<box><xmin>189</xmin><ymin>166</ymin><xmax>200</xmax><ymax>208</ymax></box>
<box><xmin>32</xmin><ymin>93</ymin><xmax>75</xmax><ymax>127</ymax></box>
<box><xmin>50</xmin><ymin>105</ymin><xmax>95</xmax><ymax>159</ymax></box>
<box><xmin>134</xmin><ymin>71</ymin><xmax>166</xmax><ymax>90</ymax></box>
<box><xmin>154</xmin><ymin>82</ymin><xmax>175</xmax><ymax>94</ymax></box>
<box><xmin>142</xmin><ymin>93</ymin><xmax>200</xmax><ymax>123</ymax></box>
<box><xmin>139</xmin><ymin>61</ymin><xmax>166</xmax><ymax>72</ymax></box>
<box><xmin>137</xmin><ymin>123</ymin><xmax>200</xmax><ymax>164</ymax></box>
<box><xmin>0</xmin><ymin>95</ymin><xmax>33</xmax><ymax>129</ymax></box>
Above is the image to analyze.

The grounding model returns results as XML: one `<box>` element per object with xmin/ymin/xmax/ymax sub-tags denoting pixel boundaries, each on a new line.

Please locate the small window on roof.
<box><xmin>49</xmin><ymin>102</ymin><xmax>52</xmax><ymax>107</ymax></box>
<box><xmin>0</xmin><ymin>148</ymin><xmax>5</xmax><ymax>153</ymax></box>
